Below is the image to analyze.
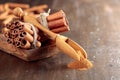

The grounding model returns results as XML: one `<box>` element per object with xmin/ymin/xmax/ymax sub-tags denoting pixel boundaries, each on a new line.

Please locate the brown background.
<box><xmin>0</xmin><ymin>0</ymin><xmax>120</xmax><ymax>80</ymax></box>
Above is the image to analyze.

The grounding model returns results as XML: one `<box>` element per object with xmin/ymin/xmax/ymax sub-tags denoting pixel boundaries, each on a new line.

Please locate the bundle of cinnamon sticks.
<box><xmin>2</xmin><ymin>20</ymin><xmax>41</xmax><ymax>49</ymax></box>
<box><xmin>0</xmin><ymin>3</ymin><xmax>48</xmax><ymax>24</ymax></box>
<box><xmin>0</xmin><ymin>3</ymin><xmax>93</xmax><ymax>70</ymax></box>
<box><xmin>1</xmin><ymin>3</ymin><xmax>70</xmax><ymax>49</ymax></box>
<box><xmin>47</xmin><ymin>10</ymin><xmax>69</xmax><ymax>33</ymax></box>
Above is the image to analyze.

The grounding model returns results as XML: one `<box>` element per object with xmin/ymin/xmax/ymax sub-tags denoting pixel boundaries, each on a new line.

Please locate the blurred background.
<box><xmin>0</xmin><ymin>0</ymin><xmax>120</xmax><ymax>80</ymax></box>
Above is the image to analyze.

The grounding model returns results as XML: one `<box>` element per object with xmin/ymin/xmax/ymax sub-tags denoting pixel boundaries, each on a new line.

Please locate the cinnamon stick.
<box><xmin>2</xmin><ymin>27</ymin><xmax>9</xmax><ymax>33</ymax></box>
<box><xmin>18</xmin><ymin>23</ymin><xmax>33</xmax><ymax>35</ymax></box>
<box><xmin>0</xmin><ymin>11</ymin><xmax>9</xmax><ymax>20</ymax></box>
<box><xmin>4</xmin><ymin>31</ymin><xmax>10</xmax><ymax>38</ymax></box>
<box><xmin>14</xmin><ymin>41</ymin><xmax>21</xmax><ymax>47</ymax></box>
<box><xmin>7</xmin><ymin>38</ymin><xmax>13</xmax><ymax>44</ymax></box>
<box><xmin>14</xmin><ymin>37</ymin><xmax>22</xmax><ymax>42</ymax></box>
<box><xmin>51</xmin><ymin>26</ymin><xmax>70</xmax><ymax>33</ymax></box>
<box><xmin>25</xmin><ymin>4</ymin><xmax>48</xmax><ymax>13</ymax></box>
<box><xmin>4</xmin><ymin>3</ymin><xmax>9</xmax><ymax>11</ymax></box>
<box><xmin>46</xmin><ymin>10</ymin><xmax>70</xmax><ymax>33</ymax></box>
<box><xmin>21</xmin><ymin>39</ymin><xmax>31</xmax><ymax>49</ymax></box>
<box><xmin>0</xmin><ymin>5</ymin><xmax>4</xmax><ymax>13</ymax></box>
<box><xmin>3</xmin><ymin>15</ymin><xmax>16</xmax><ymax>24</ymax></box>
<box><xmin>11</xmin><ymin>29</ymin><xmax>19</xmax><ymax>36</ymax></box>
<box><xmin>36</xmin><ymin>41</ymin><xmax>41</xmax><ymax>47</ymax></box>
<box><xmin>47</xmin><ymin>10</ymin><xmax>65</xmax><ymax>21</ymax></box>
<box><xmin>48</xmin><ymin>17</ymin><xmax>67</xmax><ymax>29</ymax></box>
<box><xmin>20</xmin><ymin>32</ymin><xmax>33</xmax><ymax>42</ymax></box>
<box><xmin>10</xmin><ymin>33</ymin><xmax>18</xmax><ymax>39</ymax></box>
<box><xmin>6</xmin><ymin>3</ymin><xmax>30</xmax><ymax>9</ymax></box>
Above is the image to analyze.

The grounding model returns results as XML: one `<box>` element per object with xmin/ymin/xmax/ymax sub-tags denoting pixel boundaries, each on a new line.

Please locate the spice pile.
<box><xmin>0</xmin><ymin>3</ymin><xmax>93</xmax><ymax>70</ymax></box>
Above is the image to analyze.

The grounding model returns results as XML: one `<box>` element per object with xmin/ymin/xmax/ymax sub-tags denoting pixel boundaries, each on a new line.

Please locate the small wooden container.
<box><xmin>0</xmin><ymin>33</ymin><xmax>59</xmax><ymax>61</ymax></box>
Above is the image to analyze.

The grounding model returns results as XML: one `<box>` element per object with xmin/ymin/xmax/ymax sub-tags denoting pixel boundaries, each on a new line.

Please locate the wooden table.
<box><xmin>0</xmin><ymin>0</ymin><xmax>120</xmax><ymax>80</ymax></box>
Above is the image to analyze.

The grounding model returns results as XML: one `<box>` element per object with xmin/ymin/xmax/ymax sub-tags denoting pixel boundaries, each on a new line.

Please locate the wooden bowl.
<box><xmin>0</xmin><ymin>34</ymin><xmax>59</xmax><ymax>61</ymax></box>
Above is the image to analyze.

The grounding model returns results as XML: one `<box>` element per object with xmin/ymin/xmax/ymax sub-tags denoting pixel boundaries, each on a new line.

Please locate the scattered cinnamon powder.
<box><xmin>68</xmin><ymin>50</ymin><xmax>93</xmax><ymax>70</ymax></box>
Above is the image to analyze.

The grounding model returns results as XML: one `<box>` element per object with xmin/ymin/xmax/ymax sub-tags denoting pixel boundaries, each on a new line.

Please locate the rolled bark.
<box><xmin>0</xmin><ymin>4</ymin><xmax>4</xmax><ymax>13</ymax></box>
<box><xmin>2</xmin><ymin>27</ymin><xmax>9</xmax><ymax>33</ymax></box>
<box><xmin>36</xmin><ymin>41</ymin><xmax>41</xmax><ymax>47</ymax></box>
<box><xmin>25</xmin><ymin>4</ymin><xmax>48</xmax><ymax>13</ymax></box>
<box><xmin>0</xmin><ymin>34</ymin><xmax>59</xmax><ymax>61</ymax></box>
<box><xmin>20</xmin><ymin>31</ymin><xmax>33</xmax><ymax>42</ymax></box>
<box><xmin>5</xmin><ymin>3</ymin><xmax>30</xmax><ymax>9</ymax></box>
<box><xmin>18</xmin><ymin>24</ymin><xmax>33</xmax><ymax>35</ymax></box>
<box><xmin>47</xmin><ymin>10</ymin><xmax>65</xmax><ymax>21</ymax></box>
<box><xmin>0</xmin><ymin>11</ymin><xmax>9</xmax><ymax>20</ymax></box>
<box><xmin>4</xmin><ymin>31</ymin><xmax>10</xmax><ymax>38</ymax></box>
<box><xmin>3</xmin><ymin>15</ymin><xmax>16</xmax><ymax>25</ymax></box>
<box><xmin>7</xmin><ymin>38</ymin><xmax>13</xmax><ymax>44</ymax></box>
<box><xmin>21</xmin><ymin>39</ymin><xmax>31</xmax><ymax>49</ymax></box>
<box><xmin>51</xmin><ymin>26</ymin><xmax>70</xmax><ymax>33</ymax></box>
<box><xmin>14</xmin><ymin>41</ymin><xmax>21</xmax><ymax>47</ymax></box>
<box><xmin>48</xmin><ymin>17</ymin><xmax>67</xmax><ymax>29</ymax></box>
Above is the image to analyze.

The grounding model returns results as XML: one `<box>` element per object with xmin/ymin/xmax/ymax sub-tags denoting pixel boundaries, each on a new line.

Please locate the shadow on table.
<box><xmin>0</xmin><ymin>51</ymin><xmax>69</xmax><ymax>73</ymax></box>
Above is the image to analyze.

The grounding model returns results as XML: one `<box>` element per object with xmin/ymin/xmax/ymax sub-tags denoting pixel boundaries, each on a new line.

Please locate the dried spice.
<box><xmin>0</xmin><ymin>3</ymin><xmax>93</xmax><ymax>70</ymax></box>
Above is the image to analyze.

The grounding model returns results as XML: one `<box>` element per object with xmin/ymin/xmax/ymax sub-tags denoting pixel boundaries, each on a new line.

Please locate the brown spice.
<box><xmin>25</xmin><ymin>4</ymin><xmax>48</xmax><ymax>13</ymax></box>
<box><xmin>6</xmin><ymin>3</ymin><xmax>30</xmax><ymax>9</ymax></box>
<box><xmin>47</xmin><ymin>10</ymin><xmax>65</xmax><ymax>21</ymax></box>
<box><xmin>50</xmin><ymin>26</ymin><xmax>69</xmax><ymax>33</ymax></box>
<box><xmin>48</xmin><ymin>17</ymin><xmax>67</xmax><ymax>29</ymax></box>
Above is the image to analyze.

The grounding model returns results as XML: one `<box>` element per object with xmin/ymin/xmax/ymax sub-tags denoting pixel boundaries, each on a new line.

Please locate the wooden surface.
<box><xmin>0</xmin><ymin>0</ymin><xmax>120</xmax><ymax>80</ymax></box>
